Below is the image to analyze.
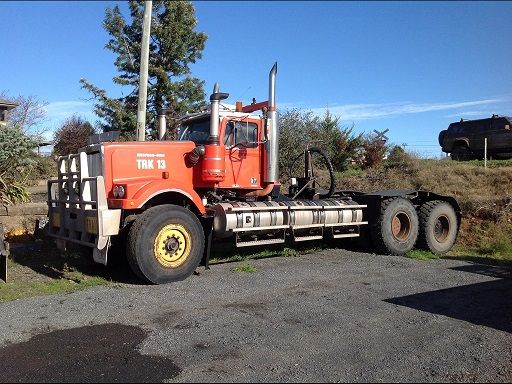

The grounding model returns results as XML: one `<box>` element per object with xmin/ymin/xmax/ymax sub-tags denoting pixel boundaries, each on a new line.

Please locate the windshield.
<box><xmin>178</xmin><ymin>117</ymin><xmax>210</xmax><ymax>144</ymax></box>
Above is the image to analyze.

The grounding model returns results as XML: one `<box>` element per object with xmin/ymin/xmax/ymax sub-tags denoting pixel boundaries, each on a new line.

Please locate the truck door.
<box><xmin>468</xmin><ymin>120</ymin><xmax>486</xmax><ymax>152</ymax></box>
<box><xmin>488</xmin><ymin>117</ymin><xmax>512</xmax><ymax>155</ymax></box>
<box><xmin>222</xmin><ymin>119</ymin><xmax>262</xmax><ymax>189</ymax></box>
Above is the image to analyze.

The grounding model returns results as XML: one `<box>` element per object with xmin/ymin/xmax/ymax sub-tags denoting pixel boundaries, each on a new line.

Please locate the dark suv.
<box><xmin>439</xmin><ymin>115</ymin><xmax>512</xmax><ymax>160</ymax></box>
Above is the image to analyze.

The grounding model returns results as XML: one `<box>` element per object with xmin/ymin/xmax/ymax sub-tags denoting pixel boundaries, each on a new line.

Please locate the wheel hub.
<box><xmin>154</xmin><ymin>224</ymin><xmax>192</xmax><ymax>268</ymax></box>
<box><xmin>165</xmin><ymin>237</ymin><xmax>179</xmax><ymax>253</ymax></box>
<box><xmin>434</xmin><ymin>215</ymin><xmax>450</xmax><ymax>242</ymax></box>
<box><xmin>391</xmin><ymin>211</ymin><xmax>412</xmax><ymax>242</ymax></box>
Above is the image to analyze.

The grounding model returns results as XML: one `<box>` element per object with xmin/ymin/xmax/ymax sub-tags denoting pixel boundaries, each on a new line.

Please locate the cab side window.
<box><xmin>224</xmin><ymin>121</ymin><xmax>258</xmax><ymax>148</ymax></box>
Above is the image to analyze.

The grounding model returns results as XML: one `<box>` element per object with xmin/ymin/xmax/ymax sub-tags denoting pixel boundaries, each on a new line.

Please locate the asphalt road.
<box><xmin>1</xmin><ymin>249</ymin><xmax>512</xmax><ymax>382</ymax></box>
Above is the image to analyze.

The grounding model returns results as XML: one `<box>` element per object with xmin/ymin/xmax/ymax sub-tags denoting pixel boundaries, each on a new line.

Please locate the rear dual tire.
<box><xmin>371</xmin><ymin>198</ymin><xmax>419</xmax><ymax>255</ymax></box>
<box><xmin>417</xmin><ymin>200</ymin><xmax>458</xmax><ymax>254</ymax></box>
<box><xmin>371</xmin><ymin>197</ymin><xmax>458</xmax><ymax>256</ymax></box>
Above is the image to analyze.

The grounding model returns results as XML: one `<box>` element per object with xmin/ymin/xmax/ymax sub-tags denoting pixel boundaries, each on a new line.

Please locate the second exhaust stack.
<box><xmin>265</xmin><ymin>62</ymin><xmax>279</xmax><ymax>183</ymax></box>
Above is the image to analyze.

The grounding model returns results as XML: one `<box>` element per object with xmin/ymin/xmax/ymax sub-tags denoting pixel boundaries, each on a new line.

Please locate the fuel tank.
<box><xmin>213</xmin><ymin>198</ymin><xmax>365</xmax><ymax>237</ymax></box>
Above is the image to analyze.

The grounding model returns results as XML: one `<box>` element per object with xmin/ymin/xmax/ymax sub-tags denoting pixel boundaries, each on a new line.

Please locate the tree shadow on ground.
<box><xmin>8</xmin><ymin>235</ymin><xmax>143</xmax><ymax>285</ymax></box>
<box><xmin>385</xmin><ymin>261</ymin><xmax>512</xmax><ymax>333</ymax></box>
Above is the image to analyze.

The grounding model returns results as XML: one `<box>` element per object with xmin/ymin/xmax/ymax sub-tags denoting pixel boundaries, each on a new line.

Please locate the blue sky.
<box><xmin>1</xmin><ymin>1</ymin><xmax>511</xmax><ymax>157</ymax></box>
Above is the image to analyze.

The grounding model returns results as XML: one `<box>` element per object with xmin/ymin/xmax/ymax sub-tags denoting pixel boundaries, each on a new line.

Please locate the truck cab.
<box><xmin>177</xmin><ymin>108</ymin><xmax>265</xmax><ymax>191</ymax></box>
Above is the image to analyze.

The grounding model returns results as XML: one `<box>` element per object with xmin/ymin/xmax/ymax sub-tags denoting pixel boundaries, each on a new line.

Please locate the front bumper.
<box><xmin>47</xmin><ymin>153</ymin><xmax>121</xmax><ymax>265</ymax></box>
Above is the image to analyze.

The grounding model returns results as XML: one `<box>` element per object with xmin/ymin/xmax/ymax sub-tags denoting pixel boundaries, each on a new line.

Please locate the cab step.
<box><xmin>236</xmin><ymin>238</ymin><xmax>286</xmax><ymax>247</ymax></box>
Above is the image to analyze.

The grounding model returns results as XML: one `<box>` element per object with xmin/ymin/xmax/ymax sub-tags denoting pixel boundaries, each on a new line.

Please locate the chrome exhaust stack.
<box><xmin>208</xmin><ymin>83</ymin><xmax>229</xmax><ymax>144</ymax></box>
<box><xmin>265</xmin><ymin>62</ymin><xmax>279</xmax><ymax>183</ymax></box>
<box><xmin>203</xmin><ymin>83</ymin><xmax>229</xmax><ymax>182</ymax></box>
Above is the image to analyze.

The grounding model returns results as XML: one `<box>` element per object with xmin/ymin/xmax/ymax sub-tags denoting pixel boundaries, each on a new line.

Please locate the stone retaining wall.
<box><xmin>0</xmin><ymin>203</ymin><xmax>48</xmax><ymax>236</ymax></box>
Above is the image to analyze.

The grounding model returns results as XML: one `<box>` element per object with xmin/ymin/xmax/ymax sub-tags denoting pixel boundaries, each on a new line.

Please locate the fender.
<box><xmin>453</xmin><ymin>137</ymin><xmax>470</xmax><ymax>148</ymax></box>
<box><xmin>111</xmin><ymin>179</ymin><xmax>206</xmax><ymax>214</ymax></box>
<box><xmin>349</xmin><ymin>189</ymin><xmax>462</xmax><ymax>228</ymax></box>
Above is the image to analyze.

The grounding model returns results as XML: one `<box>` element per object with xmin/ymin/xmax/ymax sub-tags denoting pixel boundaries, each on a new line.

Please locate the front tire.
<box><xmin>127</xmin><ymin>205</ymin><xmax>204</xmax><ymax>284</ymax></box>
<box><xmin>451</xmin><ymin>145</ymin><xmax>471</xmax><ymax>161</ymax></box>
<box><xmin>417</xmin><ymin>200</ymin><xmax>458</xmax><ymax>254</ymax></box>
<box><xmin>371</xmin><ymin>198</ymin><xmax>419</xmax><ymax>255</ymax></box>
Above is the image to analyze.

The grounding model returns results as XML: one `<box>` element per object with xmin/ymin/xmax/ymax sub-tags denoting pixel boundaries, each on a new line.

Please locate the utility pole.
<box><xmin>136</xmin><ymin>1</ymin><xmax>152</xmax><ymax>142</ymax></box>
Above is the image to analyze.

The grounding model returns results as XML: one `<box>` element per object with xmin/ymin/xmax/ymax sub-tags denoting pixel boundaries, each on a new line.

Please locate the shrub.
<box><xmin>0</xmin><ymin>176</ymin><xmax>30</xmax><ymax>206</ymax></box>
<box><xmin>278</xmin><ymin>109</ymin><xmax>363</xmax><ymax>179</ymax></box>
<box><xmin>28</xmin><ymin>155</ymin><xmax>57</xmax><ymax>182</ymax></box>
<box><xmin>358</xmin><ymin>133</ymin><xmax>389</xmax><ymax>169</ymax></box>
<box><xmin>0</xmin><ymin>126</ymin><xmax>38</xmax><ymax>205</ymax></box>
<box><xmin>53</xmin><ymin>115</ymin><xmax>95</xmax><ymax>156</ymax></box>
<box><xmin>0</xmin><ymin>127</ymin><xmax>37</xmax><ymax>173</ymax></box>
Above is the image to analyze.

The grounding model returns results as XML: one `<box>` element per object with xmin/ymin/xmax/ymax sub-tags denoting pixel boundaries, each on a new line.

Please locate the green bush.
<box><xmin>278</xmin><ymin>109</ymin><xmax>363</xmax><ymax>179</ymax></box>
<box><xmin>0</xmin><ymin>127</ymin><xmax>37</xmax><ymax>173</ymax></box>
<box><xmin>0</xmin><ymin>176</ymin><xmax>30</xmax><ymax>206</ymax></box>
<box><xmin>0</xmin><ymin>126</ymin><xmax>38</xmax><ymax>205</ymax></box>
<box><xmin>32</xmin><ymin>155</ymin><xmax>57</xmax><ymax>180</ymax></box>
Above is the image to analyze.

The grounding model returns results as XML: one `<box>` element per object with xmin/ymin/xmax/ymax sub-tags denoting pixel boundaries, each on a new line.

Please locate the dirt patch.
<box><xmin>0</xmin><ymin>323</ymin><xmax>181</xmax><ymax>382</ymax></box>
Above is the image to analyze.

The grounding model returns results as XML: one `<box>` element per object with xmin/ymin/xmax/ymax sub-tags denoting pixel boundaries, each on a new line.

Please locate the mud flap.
<box><xmin>93</xmin><ymin>240</ymin><xmax>110</xmax><ymax>266</ymax></box>
<box><xmin>0</xmin><ymin>226</ymin><xmax>9</xmax><ymax>283</ymax></box>
<box><xmin>200</xmin><ymin>215</ymin><xmax>214</xmax><ymax>269</ymax></box>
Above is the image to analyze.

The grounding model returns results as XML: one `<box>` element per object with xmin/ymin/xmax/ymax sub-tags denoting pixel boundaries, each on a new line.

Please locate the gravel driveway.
<box><xmin>1</xmin><ymin>249</ymin><xmax>511</xmax><ymax>382</ymax></box>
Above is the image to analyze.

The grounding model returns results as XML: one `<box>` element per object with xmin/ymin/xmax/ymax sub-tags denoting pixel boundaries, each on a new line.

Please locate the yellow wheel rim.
<box><xmin>153</xmin><ymin>224</ymin><xmax>192</xmax><ymax>268</ymax></box>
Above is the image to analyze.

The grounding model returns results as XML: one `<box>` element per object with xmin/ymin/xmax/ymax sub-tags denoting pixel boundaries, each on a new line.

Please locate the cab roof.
<box><xmin>177</xmin><ymin>103</ymin><xmax>262</xmax><ymax>124</ymax></box>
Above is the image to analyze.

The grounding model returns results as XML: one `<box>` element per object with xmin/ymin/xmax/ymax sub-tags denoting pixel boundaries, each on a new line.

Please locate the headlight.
<box><xmin>113</xmin><ymin>185</ymin><xmax>126</xmax><ymax>198</ymax></box>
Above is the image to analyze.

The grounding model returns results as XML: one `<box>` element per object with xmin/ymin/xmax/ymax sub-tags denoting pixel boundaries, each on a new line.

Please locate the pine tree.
<box><xmin>80</xmin><ymin>0</ymin><xmax>207</xmax><ymax>138</ymax></box>
<box><xmin>313</xmin><ymin>111</ymin><xmax>363</xmax><ymax>170</ymax></box>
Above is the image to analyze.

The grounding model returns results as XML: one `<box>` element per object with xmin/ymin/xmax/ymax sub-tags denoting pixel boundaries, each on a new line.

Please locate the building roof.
<box><xmin>0</xmin><ymin>98</ymin><xmax>18</xmax><ymax>110</ymax></box>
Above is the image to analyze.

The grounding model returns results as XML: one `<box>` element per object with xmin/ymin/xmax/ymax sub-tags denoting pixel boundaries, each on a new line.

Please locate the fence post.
<box><xmin>484</xmin><ymin>137</ymin><xmax>487</xmax><ymax>169</ymax></box>
<box><xmin>0</xmin><ymin>226</ymin><xmax>8</xmax><ymax>283</ymax></box>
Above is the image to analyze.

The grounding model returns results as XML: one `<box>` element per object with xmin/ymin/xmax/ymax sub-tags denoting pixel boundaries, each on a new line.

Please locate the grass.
<box><xmin>222</xmin><ymin>246</ymin><xmax>305</xmax><ymax>273</ymax></box>
<box><xmin>208</xmin><ymin>242</ymin><xmax>318</xmax><ymax>265</ymax></box>
<box><xmin>0</xmin><ymin>222</ymin><xmax>508</xmax><ymax>304</ymax></box>
<box><xmin>405</xmin><ymin>250</ymin><xmax>440</xmax><ymax>260</ymax></box>
<box><xmin>451</xmin><ymin>217</ymin><xmax>512</xmax><ymax>262</ymax></box>
<box><xmin>336</xmin><ymin>164</ymin><xmax>366</xmax><ymax>178</ymax></box>
<box><xmin>465</xmin><ymin>159</ymin><xmax>512</xmax><ymax>168</ymax></box>
<box><xmin>231</xmin><ymin>264</ymin><xmax>257</xmax><ymax>273</ymax></box>
<box><xmin>0</xmin><ymin>273</ymin><xmax>112</xmax><ymax>303</ymax></box>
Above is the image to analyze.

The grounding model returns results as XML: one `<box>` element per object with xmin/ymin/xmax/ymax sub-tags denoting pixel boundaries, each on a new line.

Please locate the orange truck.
<box><xmin>47</xmin><ymin>64</ymin><xmax>461</xmax><ymax>284</ymax></box>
